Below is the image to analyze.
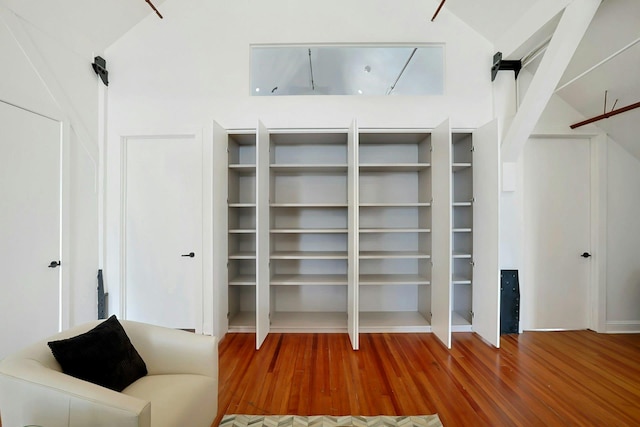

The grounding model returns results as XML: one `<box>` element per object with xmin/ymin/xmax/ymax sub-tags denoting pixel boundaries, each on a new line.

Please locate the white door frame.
<box><xmin>519</xmin><ymin>133</ymin><xmax>606</xmax><ymax>332</ymax></box>
<box><xmin>119</xmin><ymin>131</ymin><xmax>210</xmax><ymax>334</ymax></box>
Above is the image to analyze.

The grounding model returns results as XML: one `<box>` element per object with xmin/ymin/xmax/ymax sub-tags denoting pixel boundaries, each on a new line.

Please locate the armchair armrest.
<box><xmin>121</xmin><ymin>320</ymin><xmax>218</xmax><ymax>379</ymax></box>
<box><xmin>0</xmin><ymin>358</ymin><xmax>150</xmax><ymax>427</ymax></box>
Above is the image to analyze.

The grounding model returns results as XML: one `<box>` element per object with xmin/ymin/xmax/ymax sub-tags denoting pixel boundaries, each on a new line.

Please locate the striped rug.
<box><xmin>219</xmin><ymin>415</ymin><xmax>443</xmax><ymax>427</ymax></box>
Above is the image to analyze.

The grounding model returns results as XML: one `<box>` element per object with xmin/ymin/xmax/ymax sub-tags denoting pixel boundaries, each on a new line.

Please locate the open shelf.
<box><xmin>359</xmin><ymin>311</ymin><xmax>431</xmax><ymax>333</ymax></box>
<box><xmin>359</xmin><ymin>274</ymin><xmax>431</xmax><ymax>285</ymax></box>
<box><xmin>270</xmin><ymin>251</ymin><xmax>348</xmax><ymax>259</ymax></box>
<box><xmin>359</xmin><ymin>251</ymin><xmax>430</xmax><ymax>259</ymax></box>
<box><xmin>270</xmin><ymin>274</ymin><xmax>348</xmax><ymax>285</ymax></box>
<box><xmin>270</xmin><ymin>311</ymin><xmax>347</xmax><ymax>332</ymax></box>
<box><xmin>359</xmin><ymin>163</ymin><xmax>430</xmax><ymax>172</ymax></box>
<box><xmin>451</xmin><ymin>311</ymin><xmax>472</xmax><ymax>332</ymax></box>
<box><xmin>228</xmin><ymin>311</ymin><xmax>256</xmax><ymax>332</ymax></box>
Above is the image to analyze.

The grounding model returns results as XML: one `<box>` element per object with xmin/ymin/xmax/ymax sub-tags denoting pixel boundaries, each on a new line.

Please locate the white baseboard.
<box><xmin>605</xmin><ymin>321</ymin><xmax>640</xmax><ymax>333</ymax></box>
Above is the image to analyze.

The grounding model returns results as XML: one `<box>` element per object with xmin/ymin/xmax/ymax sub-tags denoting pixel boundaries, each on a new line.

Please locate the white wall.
<box><xmin>104</xmin><ymin>0</ymin><xmax>496</xmax><ymax>336</ymax></box>
<box><xmin>496</xmin><ymin>64</ymin><xmax>640</xmax><ymax>333</ymax></box>
<box><xmin>606</xmin><ymin>138</ymin><xmax>640</xmax><ymax>332</ymax></box>
<box><xmin>0</xmin><ymin>5</ymin><xmax>100</xmax><ymax>329</ymax></box>
<box><xmin>104</xmin><ymin>0</ymin><xmax>640</xmax><ymax>336</ymax></box>
<box><xmin>105</xmin><ymin>0</ymin><xmax>493</xmax><ymax>130</ymax></box>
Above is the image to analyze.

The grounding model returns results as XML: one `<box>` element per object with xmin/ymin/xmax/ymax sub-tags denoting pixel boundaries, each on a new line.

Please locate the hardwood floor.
<box><xmin>215</xmin><ymin>331</ymin><xmax>640</xmax><ymax>426</ymax></box>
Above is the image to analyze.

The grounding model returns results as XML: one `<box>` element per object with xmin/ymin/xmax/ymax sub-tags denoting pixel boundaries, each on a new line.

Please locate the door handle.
<box><xmin>581</xmin><ymin>252</ymin><xmax>591</xmax><ymax>258</ymax></box>
<box><xmin>181</xmin><ymin>252</ymin><xmax>195</xmax><ymax>258</ymax></box>
<box><xmin>48</xmin><ymin>260</ymin><xmax>61</xmax><ymax>268</ymax></box>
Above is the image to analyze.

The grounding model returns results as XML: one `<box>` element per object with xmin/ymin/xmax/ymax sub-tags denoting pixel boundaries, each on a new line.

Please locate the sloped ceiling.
<box><xmin>0</xmin><ymin>0</ymin><xmax>166</xmax><ymax>52</ymax></box>
<box><xmin>445</xmin><ymin>0</ymin><xmax>640</xmax><ymax>159</ymax></box>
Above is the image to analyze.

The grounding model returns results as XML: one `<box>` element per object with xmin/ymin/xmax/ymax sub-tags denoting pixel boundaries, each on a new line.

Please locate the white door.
<box><xmin>124</xmin><ymin>135</ymin><xmax>203</xmax><ymax>330</ymax></box>
<box><xmin>523</xmin><ymin>137</ymin><xmax>591</xmax><ymax>330</ymax></box>
<box><xmin>472</xmin><ymin>120</ymin><xmax>501</xmax><ymax>347</ymax></box>
<box><xmin>0</xmin><ymin>101</ymin><xmax>61</xmax><ymax>357</ymax></box>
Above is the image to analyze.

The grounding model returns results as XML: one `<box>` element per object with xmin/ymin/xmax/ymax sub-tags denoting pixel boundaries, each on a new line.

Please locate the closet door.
<box><xmin>213</xmin><ymin>121</ymin><xmax>230</xmax><ymax>337</ymax></box>
<box><xmin>256</xmin><ymin>121</ymin><xmax>270</xmax><ymax>348</ymax></box>
<box><xmin>430</xmin><ymin>119</ymin><xmax>452</xmax><ymax>348</ymax></box>
<box><xmin>472</xmin><ymin>120</ymin><xmax>500</xmax><ymax>347</ymax></box>
<box><xmin>347</xmin><ymin>121</ymin><xmax>359</xmax><ymax>349</ymax></box>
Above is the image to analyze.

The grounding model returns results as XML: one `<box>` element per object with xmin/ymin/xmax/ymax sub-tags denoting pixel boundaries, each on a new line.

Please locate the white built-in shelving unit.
<box><xmin>215</xmin><ymin>119</ymin><xmax>501</xmax><ymax>350</ymax></box>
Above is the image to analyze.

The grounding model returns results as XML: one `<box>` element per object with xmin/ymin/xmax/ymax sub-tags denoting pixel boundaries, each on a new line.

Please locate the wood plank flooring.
<box><xmin>215</xmin><ymin>331</ymin><xmax>640</xmax><ymax>426</ymax></box>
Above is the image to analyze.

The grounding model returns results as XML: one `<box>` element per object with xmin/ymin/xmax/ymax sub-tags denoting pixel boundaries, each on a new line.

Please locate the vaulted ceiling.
<box><xmin>2</xmin><ymin>0</ymin><xmax>638</xmax><ymax>158</ymax></box>
<box><xmin>447</xmin><ymin>0</ymin><xmax>640</xmax><ymax>159</ymax></box>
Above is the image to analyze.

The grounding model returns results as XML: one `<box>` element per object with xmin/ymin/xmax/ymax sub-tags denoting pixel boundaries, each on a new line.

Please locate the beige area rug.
<box><xmin>219</xmin><ymin>415</ymin><xmax>443</xmax><ymax>427</ymax></box>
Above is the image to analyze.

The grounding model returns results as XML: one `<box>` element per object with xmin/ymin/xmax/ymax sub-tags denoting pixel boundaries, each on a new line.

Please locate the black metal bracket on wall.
<box><xmin>92</xmin><ymin>56</ymin><xmax>109</xmax><ymax>86</ymax></box>
<box><xmin>491</xmin><ymin>52</ymin><xmax>522</xmax><ymax>82</ymax></box>
<box><xmin>97</xmin><ymin>269</ymin><xmax>108</xmax><ymax>319</ymax></box>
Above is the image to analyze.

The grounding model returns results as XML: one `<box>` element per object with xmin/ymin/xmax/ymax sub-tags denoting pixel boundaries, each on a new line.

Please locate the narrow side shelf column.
<box><xmin>227</xmin><ymin>131</ymin><xmax>258</xmax><ymax>332</ymax></box>
<box><xmin>451</xmin><ymin>132</ymin><xmax>473</xmax><ymax>332</ymax></box>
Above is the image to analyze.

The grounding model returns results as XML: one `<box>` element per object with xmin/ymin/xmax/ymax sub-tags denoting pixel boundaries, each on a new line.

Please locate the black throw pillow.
<box><xmin>48</xmin><ymin>315</ymin><xmax>147</xmax><ymax>392</ymax></box>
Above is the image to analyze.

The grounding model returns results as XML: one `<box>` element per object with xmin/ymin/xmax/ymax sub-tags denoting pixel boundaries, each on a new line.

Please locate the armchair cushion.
<box><xmin>47</xmin><ymin>315</ymin><xmax>147</xmax><ymax>391</ymax></box>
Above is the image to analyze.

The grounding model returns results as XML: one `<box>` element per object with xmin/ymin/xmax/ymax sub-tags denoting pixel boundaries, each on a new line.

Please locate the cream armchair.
<box><xmin>0</xmin><ymin>319</ymin><xmax>218</xmax><ymax>427</ymax></box>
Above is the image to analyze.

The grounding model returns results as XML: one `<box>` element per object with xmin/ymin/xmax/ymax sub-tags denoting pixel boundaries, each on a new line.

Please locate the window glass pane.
<box><xmin>251</xmin><ymin>45</ymin><xmax>444</xmax><ymax>96</ymax></box>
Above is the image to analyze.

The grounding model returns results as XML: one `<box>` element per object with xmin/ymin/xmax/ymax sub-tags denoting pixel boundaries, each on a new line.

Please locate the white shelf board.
<box><xmin>452</xmin><ymin>252</ymin><xmax>472</xmax><ymax>258</ymax></box>
<box><xmin>270</xmin><ymin>164</ymin><xmax>347</xmax><ymax>173</ymax></box>
<box><xmin>228</xmin><ymin>311</ymin><xmax>256</xmax><ymax>332</ymax></box>
<box><xmin>359</xmin><ymin>311</ymin><xmax>431</xmax><ymax>333</ymax></box>
<box><xmin>270</xmin><ymin>228</ymin><xmax>347</xmax><ymax>234</ymax></box>
<box><xmin>452</xmin><ymin>276</ymin><xmax>472</xmax><ymax>285</ymax></box>
<box><xmin>270</xmin><ymin>311</ymin><xmax>347</xmax><ymax>332</ymax></box>
<box><xmin>359</xmin><ymin>274</ymin><xmax>431</xmax><ymax>285</ymax></box>
<box><xmin>452</xmin><ymin>228</ymin><xmax>472</xmax><ymax>233</ymax></box>
<box><xmin>452</xmin><ymin>201</ymin><xmax>472</xmax><ymax>207</ymax></box>
<box><xmin>359</xmin><ymin>202</ymin><xmax>431</xmax><ymax>207</ymax></box>
<box><xmin>270</xmin><ymin>274</ymin><xmax>348</xmax><ymax>285</ymax></box>
<box><xmin>451</xmin><ymin>311</ymin><xmax>473</xmax><ymax>332</ymax></box>
<box><xmin>229</xmin><ymin>229</ymin><xmax>256</xmax><ymax>234</ymax></box>
<box><xmin>228</xmin><ymin>203</ymin><xmax>256</xmax><ymax>208</ymax></box>
<box><xmin>270</xmin><ymin>203</ymin><xmax>348</xmax><ymax>208</ymax></box>
<box><xmin>228</xmin><ymin>252</ymin><xmax>256</xmax><ymax>260</ymax></box>
<box><xmin>359</xmin><ymin>163</ymin><xmax>431</xmax><ymax>172</ymax></box>
<box><xmin>452</xmin><ymin>163</ymin><xmax>472</xmax><ymax>172</ymax></box>
<box><xmin>359</xmin><ymin>251</ymin><xmax>431</xmax><ymax>259</ymax></box>
<box><xmin>228</xmin><ymin>164</ymin><xmax>256</xmax><ymax>171</ymax></box>
<box><xmin>229</xmin><ymin>275</ymin><xmax>256</xmax><ymax>286</ymax></box>
<box><xmin>270</xmin><ymin>251</ymin><xmax>348</xmax><ymax>259</ymax></box>
<box><xmin>359</xmin><ymin>228</ymin><xmax>430</xmax><ymax>233</ymax></box>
